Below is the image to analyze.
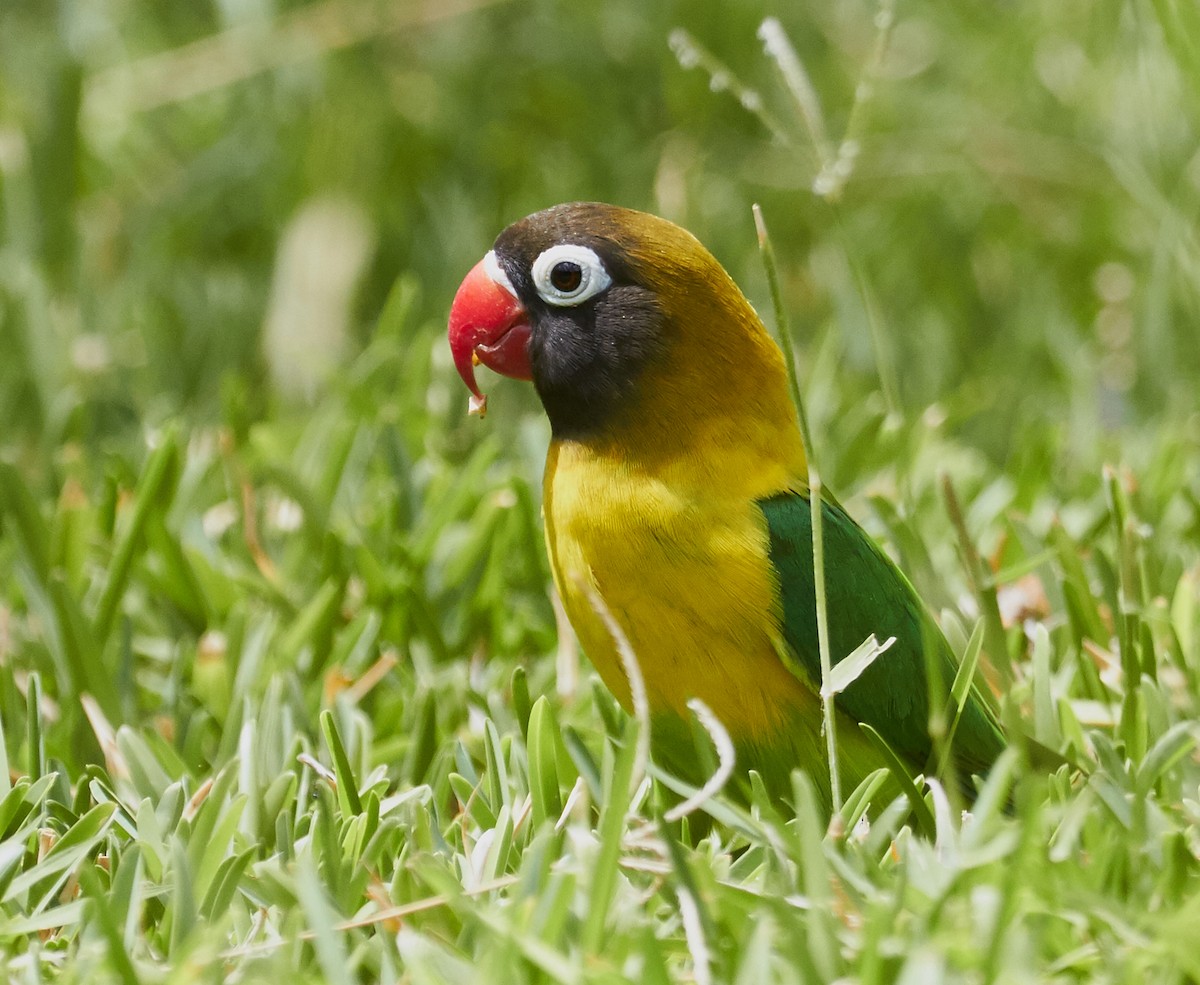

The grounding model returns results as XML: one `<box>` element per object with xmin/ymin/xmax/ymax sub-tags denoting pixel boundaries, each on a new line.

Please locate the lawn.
<box><xmin>0</xmin><ymin>0</ymin><xmax>1199</xmax><ymax>981</ymax></box>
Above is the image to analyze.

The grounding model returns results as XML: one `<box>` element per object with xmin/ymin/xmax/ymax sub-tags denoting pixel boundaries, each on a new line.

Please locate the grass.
<box><xmin>2</xmin><ymin>0</ymin><xmax>1200</xmax><ymax>981</ymax></box>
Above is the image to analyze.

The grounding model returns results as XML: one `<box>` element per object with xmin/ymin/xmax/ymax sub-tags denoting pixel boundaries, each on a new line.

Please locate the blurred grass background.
<box><xmin>1</xmin><ymin>0</ymin><xmax>1200</xmax><ymax>980</ymax></box>
<box><xmin>5</xmin><ymin>0</ymin><xmax>1198</xmax><ymax>457</ymax></box>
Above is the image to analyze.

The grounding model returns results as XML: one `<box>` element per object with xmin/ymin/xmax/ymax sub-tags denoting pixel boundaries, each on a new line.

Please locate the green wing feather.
<box><xmin>758</xmin><ymin>491</ymin><xmax>1005</xmax><ymax>779</ymax></box>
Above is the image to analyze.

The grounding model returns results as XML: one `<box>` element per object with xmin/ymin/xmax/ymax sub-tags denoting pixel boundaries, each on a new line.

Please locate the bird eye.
<box><xmin>550</xmin><ymin>262</ymin><xmax>582</xmax><ymax>292</ymax></box>
<box><xmin>530</xmin><ymin>244</ymin><xmax>612</xmax><ymax>307</ymax></box>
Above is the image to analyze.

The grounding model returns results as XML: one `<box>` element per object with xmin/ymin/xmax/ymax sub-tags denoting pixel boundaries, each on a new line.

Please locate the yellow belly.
<box><xmin>542</xmin><ymin>441</ymin><xmax>819</xmax><ymax>743</ymax></box>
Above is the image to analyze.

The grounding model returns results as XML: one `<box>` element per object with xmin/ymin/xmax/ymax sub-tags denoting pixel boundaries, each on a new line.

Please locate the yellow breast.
<box><xmin>543</xmin><ymin>440</ymin><xmax>818</xmax><ymax>741</ymax></box>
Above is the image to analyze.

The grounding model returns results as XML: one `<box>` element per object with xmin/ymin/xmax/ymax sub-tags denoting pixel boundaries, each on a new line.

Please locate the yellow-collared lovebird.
<box><xmin>447</xmin><ymin>202</ymin><xmax>1005</xmax><ymax>807</ymax></box>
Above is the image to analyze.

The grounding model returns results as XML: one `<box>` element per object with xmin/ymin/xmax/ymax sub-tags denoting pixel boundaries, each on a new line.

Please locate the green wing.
<box><xmin>758</xmin><ymin>491</ymin><xmax>1005</xmax><ymax>778</ymax></box>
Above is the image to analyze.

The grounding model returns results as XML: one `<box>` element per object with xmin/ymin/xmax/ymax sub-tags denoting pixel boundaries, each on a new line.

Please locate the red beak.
<box><xmin>447</xmin><ymin>255</ymin><xmax>532</xmax><ymax>417</ymax></box>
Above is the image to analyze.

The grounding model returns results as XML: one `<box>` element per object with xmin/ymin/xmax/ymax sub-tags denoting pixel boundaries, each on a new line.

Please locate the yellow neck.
<box><xmin>578</xmin><ymin>278</ymin><xmax>807</xmax><ymax>495</ymax></box>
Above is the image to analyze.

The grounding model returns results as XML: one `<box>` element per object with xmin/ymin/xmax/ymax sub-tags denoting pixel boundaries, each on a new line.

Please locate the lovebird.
<box><xmin>447</xmin><ymin>202</ymin><xmax>1006</xmax><ymax>808</ymax></box>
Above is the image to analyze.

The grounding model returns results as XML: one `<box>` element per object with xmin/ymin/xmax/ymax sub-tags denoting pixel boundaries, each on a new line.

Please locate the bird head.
<box><xmin>448</xmin><ymin>202</ymin><xmax>803</xmax><ymax>465</ymax></box>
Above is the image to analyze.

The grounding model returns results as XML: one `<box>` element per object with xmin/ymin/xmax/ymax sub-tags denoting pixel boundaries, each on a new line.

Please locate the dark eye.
<box><xmin>550</xmin><ymin>262</ymin><xmax>582</xmax><ymax>292</ymax></box>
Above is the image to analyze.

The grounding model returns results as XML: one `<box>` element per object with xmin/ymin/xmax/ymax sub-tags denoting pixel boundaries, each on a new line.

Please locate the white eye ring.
<box><xmin>530</xmin><ymin>244</ymin><xmax>612</xmax><ymax>307</ymax></box>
